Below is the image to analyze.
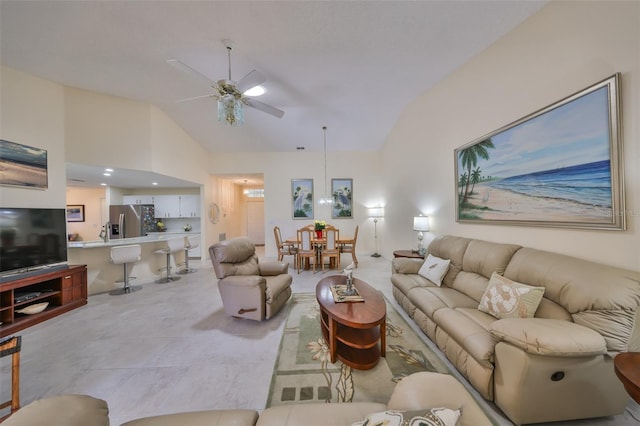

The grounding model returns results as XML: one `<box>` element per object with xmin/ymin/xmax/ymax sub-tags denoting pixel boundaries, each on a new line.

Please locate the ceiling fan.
<box><xmin>168</xmin><ymin>39</ymin><xmax>284</xmax><ymax>126</ymax></box>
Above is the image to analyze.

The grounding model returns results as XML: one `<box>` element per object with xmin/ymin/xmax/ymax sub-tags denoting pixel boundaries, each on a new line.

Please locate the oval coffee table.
<box><xmin>316</xmin><ymin>275</ymin><xmax>386</xmax><ymax>370</ymax></box>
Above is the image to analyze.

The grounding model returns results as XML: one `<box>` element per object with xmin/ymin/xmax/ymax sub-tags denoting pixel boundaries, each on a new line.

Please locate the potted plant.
<box><xmin>314</xmin><ymin>220</ymin><xmax>326</xmax><ymax>239</ymax></box>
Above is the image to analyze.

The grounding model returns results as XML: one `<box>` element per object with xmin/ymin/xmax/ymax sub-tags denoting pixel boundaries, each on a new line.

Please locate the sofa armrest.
<box><xmin>391</xmin><ymin>257</ymin><xmax>423</xmax><ymax>274</ymax></box>
<box><xmin>3</xmin><ymin>395</ymin><xmax>109</xmax><ymax>426</ymax></box>
<box><xmin>259</xmin><ymin>261</ymin><xmax>289</xmax><ymax>276</ymax></box>
<box><xmin>490</xmin><ymin>318</ymin><xmax>607</xmax><ymax>357</ymax></box>
<box><xmin>386</xmin><ymin>372</ymin><xmax>491</xmax><ymax>426</ymax></box>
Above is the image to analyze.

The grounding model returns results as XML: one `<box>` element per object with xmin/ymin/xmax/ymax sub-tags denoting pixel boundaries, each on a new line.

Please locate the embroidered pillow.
<box><xmin>479</xmin><ymin>272</ymin><xmax>545</xmax><ymax>319</ymax></box>
<box><xmin>351</xmin><ymin>407</ymin><xmax>461</xmax><ymax>426</ymax></box>
<box><xmin>417</xmin><ymin>254</ymin><xmax>451</xmax><ymax>286</ymax></box>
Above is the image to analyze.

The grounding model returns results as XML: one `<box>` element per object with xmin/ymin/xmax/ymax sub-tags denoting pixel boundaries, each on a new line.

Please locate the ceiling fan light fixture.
<box><xmin>243</xmin><ymin>85</ymin><xmax>265</xmax><ymax>97</ymax></box>
<box><xmin>218</xmin><ymin>93</ymin><xmax>244</xmax><ymax>126</ymax></box>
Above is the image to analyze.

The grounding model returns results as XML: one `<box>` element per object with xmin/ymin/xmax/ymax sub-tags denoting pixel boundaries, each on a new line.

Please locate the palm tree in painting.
<box><xmin>459</xmin><ymin>138</ymin><xmax>494</xmax><ymax>205</ymax></box>
<box><xmin>458</xmin><ymin>173</ymin><xmax>468</xmax><ymax>199</ymax></box>
<box><xmin>470</xmin><ymin>167</ymin><xmax>482</xmax><ymax>195</ymax></box>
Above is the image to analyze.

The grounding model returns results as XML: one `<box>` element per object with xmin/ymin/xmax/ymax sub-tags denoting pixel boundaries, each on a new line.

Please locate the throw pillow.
<box><xmin>417</xmin><ymin>254</ymin><xmax>451</xmax><ymax>286</ymax></box>
<box><xmin>352</xmin><ymin>408</ymin><xmax>461</xmax><ymax>426</ymax></box>
<box><xmin>478</xmin><ymin>272</ymin><xmax>545</xmax><ymax>319</ymax></box>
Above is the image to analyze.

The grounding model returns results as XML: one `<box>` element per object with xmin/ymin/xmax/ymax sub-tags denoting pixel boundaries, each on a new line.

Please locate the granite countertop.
<box><xmin>68</xmin><ymin>233</ymin><xmax>200</xmax><ymax>248</ymax></box>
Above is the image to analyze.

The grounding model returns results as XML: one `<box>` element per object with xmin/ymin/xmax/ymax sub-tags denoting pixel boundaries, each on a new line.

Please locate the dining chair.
<box><xmin>274</xmin><ymin>226</ymin><xmax>297</xmax><ymax>269</ymax></box>
<box><xmin>321</xmin><ymin>227</ymin><xmax>340</xmax><ymax>272</ymax></box>
<box><xmin>297</xmin><ymin>228</ymin><xmax>317</xmax><ymax>274</ymax></box>
<box><xmin>339</xmin><ymin>225</ymin><xmax>359</xmax><ymax>267</ymax></box>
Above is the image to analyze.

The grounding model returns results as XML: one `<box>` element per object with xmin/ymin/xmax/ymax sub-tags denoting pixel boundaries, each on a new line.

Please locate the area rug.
<box><xmin>266</xmin><ymin>293</ymin><xmax>454</xmax><ymax>407</ymax></box>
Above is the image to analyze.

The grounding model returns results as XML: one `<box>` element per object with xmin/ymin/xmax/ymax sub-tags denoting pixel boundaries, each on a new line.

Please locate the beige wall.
<box><xmin>380</xmin><ymin>1</ymin><xmax>639</xmax><ymax>270</ymax></box>
<box><xmin>0</xmin><ymin>66</ymin><xmax>66</xmax><ymax>207</ymax></box>
<box><xmin>210</xmin><ymin>151</ymin><xmax>383</xmax><ymax>258</ymax></box>
<box><xmin>1</xmin><ymin>70</ymin><xmax>216</xmax><ymax>255</ymax></box>
<box><xmin>66</xmin><ymin>187</ymin><xmax>107</xmax><ymax>241</ymax></box>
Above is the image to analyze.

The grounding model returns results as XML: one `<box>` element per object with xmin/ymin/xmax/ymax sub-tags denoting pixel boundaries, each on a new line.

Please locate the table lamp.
<box><xmin>368</xmin><ymin>207</ymin><xmax>384</xmax><ymax>257</ymax></box>
<box><xmin>413</xmin><ymin>215</ymin><xmax>429</xmax><ymax>255</ymax></box>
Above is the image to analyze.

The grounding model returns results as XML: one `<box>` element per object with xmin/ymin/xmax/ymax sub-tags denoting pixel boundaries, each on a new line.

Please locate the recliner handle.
<box><xmin>238</xmin><ymin>308</ymin><xmax>258</xmax><ymax>315</ymax></box>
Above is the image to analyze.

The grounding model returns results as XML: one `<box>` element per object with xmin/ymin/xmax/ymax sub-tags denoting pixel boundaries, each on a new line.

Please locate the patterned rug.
<box><xmin>266</xmin><ymin>293</ymin><xmax>454</xmax><ymax>407</ymax></box>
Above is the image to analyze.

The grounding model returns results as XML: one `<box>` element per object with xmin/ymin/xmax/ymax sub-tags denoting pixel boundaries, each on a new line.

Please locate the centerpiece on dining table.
<box><xmin>314</xmin><ymin>220</ymin><xmax>326</xmax><ymax>239</ymax></box>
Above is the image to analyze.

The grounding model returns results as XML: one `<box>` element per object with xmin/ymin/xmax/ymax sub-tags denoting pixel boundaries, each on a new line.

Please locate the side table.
<box><xmin>393</xmin><ymin>250</ymin><xmax>424</xmax><ymax>259</ymax></box>
<box><xmin>614</xmin><ymin>352</ymin><xmax>640</xmax><ymax>404</ymax></box>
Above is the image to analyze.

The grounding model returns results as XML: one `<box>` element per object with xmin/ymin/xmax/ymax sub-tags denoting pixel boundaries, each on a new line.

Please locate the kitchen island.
<box><xmin>68</xmin><ymin>233</ymin><xmax>200</xmax><ymax>295</ymax></box>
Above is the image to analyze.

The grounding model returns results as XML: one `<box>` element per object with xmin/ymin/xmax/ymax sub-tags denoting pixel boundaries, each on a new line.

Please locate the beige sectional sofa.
<box><xmin>391</xmin><ymin>234</ymin><xmax>640</xmax><ymax>425</ymax></box>
<box><xmin>3</xmin><ymin>372</ymin><xmax>492</xmax><ymax>426</ymax></box>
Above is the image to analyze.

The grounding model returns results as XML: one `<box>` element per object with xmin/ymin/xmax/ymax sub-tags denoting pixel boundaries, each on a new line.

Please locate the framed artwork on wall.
<box><xmin>331</xmin><ymin>178</ymin><xmax>353</xmax><ymax>219</ymax></box>
<box><xmin>455</xmin><ymin>74</ymin><xmax>624</xmax><ymax>230</ymax></box>
<box><xmin>66</xmin><ymin>205</ymin><xmax>85</xmax><ymax>222</ymax></box>
<box><xmin>292</xmin><ymin>179</ymin><xmax>314</xmax><ymax>219</ymax></box>
<box><xmin>0</xmin><ymin>139</ymin><xmax>48</xmax><ymax>189</ymax></box>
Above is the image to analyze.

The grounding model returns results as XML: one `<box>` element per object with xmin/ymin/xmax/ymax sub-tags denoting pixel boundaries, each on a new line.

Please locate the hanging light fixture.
<box><xmin>318</xmin><ymin>126</ymin><xmax>334</xmax><ymax>205</ymax></box>
<box><xmin>217</xmin><ymin>44</ymin><xmax>244</xmax><ymax>126</ymax></box>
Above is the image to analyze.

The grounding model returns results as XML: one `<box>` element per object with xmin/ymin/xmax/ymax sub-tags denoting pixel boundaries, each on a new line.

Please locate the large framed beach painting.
<box><xmin>0</xmin><ymin>139</ymin><xmax>48</xmax><ymax>189</ymax></box>
<box><xmin>331</xmin><ymin>178</ymin><xmax>353</xmax><ymax>219</ymax></box>
<box><xmin>455</xmin><ymin>74</ymin><xmax>624</xmax><ymax>230</ymax></box>
<box><xmin>292</xmin><ymin>178</ymin><xmax>314</xmax><ymax>219</ymax></box>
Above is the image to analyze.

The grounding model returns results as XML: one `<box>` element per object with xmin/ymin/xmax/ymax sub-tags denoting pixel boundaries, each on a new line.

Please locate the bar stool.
<box><xmin>154</xmin><ymin>237</ymin><xmax>184</xmax><ymax>283</ymax></box>
<box><xmin>0</xmin><ymin>335</ymin><xmax>21</xmax><ymax>422</ymax></box>
<box><xmin>109</xmin><ymin>244</ymin><xmax>142</xmax><ymax>295</ymax></box>
<box><xmin>177</xmin><ymin>235</ymin><xmax>199</xmax><ymax>275</ymax></box>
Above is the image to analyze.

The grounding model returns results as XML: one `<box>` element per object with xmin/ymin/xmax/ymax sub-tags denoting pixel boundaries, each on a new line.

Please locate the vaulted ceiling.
<box><xmin>1</xmin><ymin>1</ymin><xmax>547</xmax><ymax>156</ymax></box>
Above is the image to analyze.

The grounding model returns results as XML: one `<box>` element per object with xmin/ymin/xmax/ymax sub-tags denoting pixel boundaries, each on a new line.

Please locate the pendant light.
<box><xmin>318</xmin><ymin>126</ymin><xmax>333</xmax><ymax>205</ymax></box>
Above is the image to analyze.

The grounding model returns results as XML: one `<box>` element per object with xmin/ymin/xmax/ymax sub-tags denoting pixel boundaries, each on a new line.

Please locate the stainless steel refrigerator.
<box><xmin>109</xmin><ymin>204</ymin><xmax>156</xmax><ymax>239</ymax></box>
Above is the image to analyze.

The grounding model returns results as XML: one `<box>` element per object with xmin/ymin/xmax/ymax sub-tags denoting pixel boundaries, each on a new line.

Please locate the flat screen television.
<box><xmin>0</xmin><ymin>207</ymin><xmax>68</xmax><ymax>279</ymax></box>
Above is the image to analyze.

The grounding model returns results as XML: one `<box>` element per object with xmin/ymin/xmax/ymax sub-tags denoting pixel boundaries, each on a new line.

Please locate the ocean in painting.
<box><xmin>487</xmin><ymin>159</ymin><xmax>612</xmax><ymax>208</ymax></box>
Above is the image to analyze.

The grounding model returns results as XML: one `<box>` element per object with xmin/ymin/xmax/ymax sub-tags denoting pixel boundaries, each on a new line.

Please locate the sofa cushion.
<box><xmin>387</xmin><ymin>372</ymin><xmax>492</xmax><ymax>426</ymax></box>
<box><xmin>478</xmin><ymin>273</ymin><xmax>545</xmax><ymax>319</ymax></box>
<box><xmin>409</xmin><ymin>287</ymin><xmax>478</xmax><ymax>319</ymax></box>
<box><xmin>427</xmin><ymin>235</ymin><xmax>471</xmax><ymax>287</ymax></box>
<box><xmin>121</xmin><ymin>409</ymin><xmax>260</xmax><ymax>426</ymax></box>
<box><xmin>418</xmin><ymin>254</ymin><xmax>451</xmax><ymax>286</ymax></box>
<box><xmin>351</xmin><ymin>407</ymin><xmax>461</xmax><ymax>426</ymax></box>
<box><xmin>391</xmin><ymin>273</ymin><xmax>432</xmax><ymax>297</ymax></box>
<box><xmin>256</xmin><ymin>402</ymin><xmax>387</xmax><ymax>426</ymax></box>
<box><xmin>462</xmin><ymin>239</ymin><xmax>521</xmax><ymax>278</ymax></box>
<box><xmin>490</xmin><ymin>318</ymin><xmax>607</xmax><ymax>357</ymax></box>
<box><xmin>433</xmin><ymin>308</ymin><xmax>496</xmax><ymax>366</ymax></box>
<box><xmin>3</xmin><ymin>394</ymin><xmax>109</xmax><ymax>426</ymax></box>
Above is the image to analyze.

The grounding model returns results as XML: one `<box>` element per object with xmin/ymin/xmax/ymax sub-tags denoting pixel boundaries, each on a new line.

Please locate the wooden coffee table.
<box><xmin>316</xmin><ymin>275</ymin><xmax>386</xmax><ymax>370</ymax></box>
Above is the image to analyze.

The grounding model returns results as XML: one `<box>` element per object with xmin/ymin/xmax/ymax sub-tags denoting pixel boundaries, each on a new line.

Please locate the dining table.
<box><xmin>285</xmin><ymin>233</ymin><xmax>351</xmax><ymax>271</ymax></box>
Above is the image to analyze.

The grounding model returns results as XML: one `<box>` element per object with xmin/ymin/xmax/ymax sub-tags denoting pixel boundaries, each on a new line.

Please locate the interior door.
<box><xmin>246</xmin><ymin>201</ymin><xmax>265</xmax><ymax>245</ymax></box>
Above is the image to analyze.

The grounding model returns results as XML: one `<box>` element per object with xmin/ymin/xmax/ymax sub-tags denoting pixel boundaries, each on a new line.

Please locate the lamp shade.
<box><xmin>368</xmin><ymin>207</ymin><xmax>384</xmax><ymax>218</ymax></box>
<box><xmin>413</xmin><ymin>215</ymin><xmax>429</xmax><ymax>232</ymax></box>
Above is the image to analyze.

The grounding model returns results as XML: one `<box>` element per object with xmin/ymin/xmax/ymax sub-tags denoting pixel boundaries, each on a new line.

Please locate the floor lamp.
<box><xmin>368</xmin><ymin>207</ymin><xmax>384</xmax><ymax>257</ymax></box>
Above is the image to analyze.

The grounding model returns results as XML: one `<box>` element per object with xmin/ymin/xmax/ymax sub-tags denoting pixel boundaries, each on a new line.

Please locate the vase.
<box><xmin>316</xmin><ymin>230</ymin><xmax>323</xmax><ymax>239</ymax></box>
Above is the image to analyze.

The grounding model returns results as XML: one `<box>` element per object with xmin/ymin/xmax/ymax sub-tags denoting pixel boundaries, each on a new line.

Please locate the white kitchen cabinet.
<box><xmin>154</xmin><ymin>195</ymin><xmax>180</xmax><ymax>218</ymax></box>
<box><xmin>179</xmin><ymin>195</ymin><xmax>200</xmax><ymax>218</ymax></box>
<box><xmin>123</xmin><ymin>195</ymin><xmax>154</xmax><ymax>205</ymax></box>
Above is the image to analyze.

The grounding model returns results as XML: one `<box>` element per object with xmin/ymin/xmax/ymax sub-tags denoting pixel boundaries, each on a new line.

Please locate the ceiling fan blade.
<box><xmin>237</xmin><ymin>70</ymin><xmax>266</xmax><ymax>93</ymax></box>
<box><xmin>245</xmin><ymin>98</ymin><xmax>284</xmax><ymax>119</ymax></box>
<box><xmin>167</xmin><ymin>59</ymin><xmax>213</xmax><ymax>87</ymax></box>
<box><xmin>176</xmin><ymin>94</ymin><xmax>215</xmax><ymax>103</ymax></box>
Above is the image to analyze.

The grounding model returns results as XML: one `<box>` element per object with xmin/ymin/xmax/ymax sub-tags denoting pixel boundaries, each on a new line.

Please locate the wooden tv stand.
<box><xmin>0</xmin><ymin>265</ymin><xmax>87</xmax><ymax>338</ymax></box>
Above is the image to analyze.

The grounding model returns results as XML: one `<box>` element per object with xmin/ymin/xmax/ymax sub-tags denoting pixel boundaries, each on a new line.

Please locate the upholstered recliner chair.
<box><xmin>209</xmin><ymin>237</ymin><xmax>292</xmax><ymax>321</ymax></box>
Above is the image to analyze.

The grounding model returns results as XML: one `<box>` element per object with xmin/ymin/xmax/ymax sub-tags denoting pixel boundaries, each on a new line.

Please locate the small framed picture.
<box><xmin>66</xmin><ymin>205</ymin><xmax>85</xmax><ymax>222</ymax></box>
<box><xmin>331</xmin><ymin>178</ymin><xmax>353</xmax><ymax>219</ymax></box>
<box><xmin>292</xmin><ymin>179</ymin><xmax>314</xmax><ymax>219</ymax></box>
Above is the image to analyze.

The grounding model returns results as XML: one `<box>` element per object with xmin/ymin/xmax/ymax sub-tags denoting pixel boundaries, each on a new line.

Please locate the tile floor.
<box><xmin>1</xmin><ymin>249</ymin><xmax>638</xmax><ymax>425</ymax></box>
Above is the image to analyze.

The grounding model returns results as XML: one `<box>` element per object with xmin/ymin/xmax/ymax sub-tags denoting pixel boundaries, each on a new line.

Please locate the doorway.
<box><xmin>246</xmin><ymin>201</ymin><xmax>265</xmax><ymax>245</ymax></box>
